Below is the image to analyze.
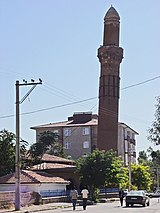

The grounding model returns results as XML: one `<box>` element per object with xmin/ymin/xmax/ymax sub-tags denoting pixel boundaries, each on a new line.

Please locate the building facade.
<box><xmin>97</xmin><ymin>6</ymin><xmax>123</xmax><ymax>151</ymax></box>
<box><xmin>31</xmin><ymin>112</ymin><xmax>138</xmax><ymax>165</ymax></box>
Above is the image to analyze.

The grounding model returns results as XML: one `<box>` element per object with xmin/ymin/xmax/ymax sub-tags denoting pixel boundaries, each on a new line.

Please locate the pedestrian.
<box><xmin>70</xmin><ymin>187</ymin><xmax>78</xmax><ymax>210</ymax></box>
<box><xmin>81</xmin><ymin>186</ymin><xmax>89</xmax><ymax>210</ymax></box>
<box><xmin>119</xmin><ymin>188</ymin><xmax>125</xmax><ymax>206</ymax></box>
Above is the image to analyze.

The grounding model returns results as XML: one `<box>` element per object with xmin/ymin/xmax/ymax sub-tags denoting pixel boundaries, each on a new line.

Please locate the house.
<box><xmin>0</xmin><ymin>170</ymin><xmax>70</xmax><ymax>197</ymax></box>
<box><xmin>31</xmin><ymin>112</ymin><xmax>138</xmax><ymax>165</ymax></box>
<box><xmin>29</xmin><ymin>154</ymin><xmax>79</xmax><ymax>189</ymax></box>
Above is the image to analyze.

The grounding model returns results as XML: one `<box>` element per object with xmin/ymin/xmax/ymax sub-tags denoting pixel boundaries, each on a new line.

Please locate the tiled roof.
<box><xmin>31</xmin><ymin>118</ymin><xmax>98</xmax><ymax>129</ymax></box>
<box><xmin>31</xmin><ymin>163</ymin><xmax>76</xmax><ymax>170</ymax></box>
<box><xmin>41</xmin><ymin>154</ymin><xmax>74</xmax><ymax>164</ymax></box>
<box><xmin>0</xmin><ymin>170</ymin><xmax>69</xmax><ymax>184</ymax></box>
<box><xmin>31</xmin><ymin>121</ymin><xmax>71</xmax><ymax>129</ymax></box>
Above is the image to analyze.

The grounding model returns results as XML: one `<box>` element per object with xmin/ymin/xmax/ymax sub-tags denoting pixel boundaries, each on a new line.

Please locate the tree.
<box><xmin>137</xmin><ymin>150</ymin><xmax>151</xmax><ymax>166</ymax></box>
<box><xmin>131</xmin><ymin>164</ymin><xmax>152</xmax><ymax>191</ymax></box>
<box><xmin>148</xmin><ymin>96</ymin><xmax>160</xmax><ymax>145</ymax></box>
<box><xmin>28</xmin><ymin>130</ymin><xmax>65</xmax><ymax>163</ymax></box>
<box><xmin>0</xmin><ymin>129</ymin><xmax>28</xmax><ymax>177</ymax></box>
<box><xmin>150</xmin><ymin>149</ymin><xmax>160</xmax><ymax>165</ymax></box>
<box><xmin>149</xmin><ymin>149</ymin><xmax>160</xmax><ymax>190</ymax></box>
<box><xmin>138</xmin><ymin>148</ymin><xmax>160</xmax><ymax>191</ymax></box>
<box><xmin>76</xmin><ymin>149</ymin><xmax>127</xmax><ymax>200</ymax></box>
<box><xmin>103</xmin><ymin>150</ymin><xmax>128</xmax><ymax>188</ymax></box>
<box><xmin>76</xmin><ymin>150</ymin><xmax>107</xmax><ymax>189</ymax></box>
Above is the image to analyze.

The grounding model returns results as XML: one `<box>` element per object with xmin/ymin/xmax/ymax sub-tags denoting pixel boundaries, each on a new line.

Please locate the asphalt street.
<box><xmin>38</xmin><ymin>198</ymin><xmax>160</xmax><ymax>213</ymax></box>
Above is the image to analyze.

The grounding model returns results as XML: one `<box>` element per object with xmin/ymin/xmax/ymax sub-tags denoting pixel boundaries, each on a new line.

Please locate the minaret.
<box><xmin>97</xmin><ymin>6</ymin><xmax>123</xmax><ymax>151</ymax></box>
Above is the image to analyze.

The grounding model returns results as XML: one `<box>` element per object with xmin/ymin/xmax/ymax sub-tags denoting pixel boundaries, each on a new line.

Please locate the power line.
<box><xmin>0</xmin><ymin>97</ymin><xmax>97</xmax><ymax>119</ymax></box>
<box><xmin>21</xmin><ymin>97</ymin><xmax>97</xmax><ymax>115</ymax></box>
<box><xmin>0</xmin><ymin>75</ymin><xmax>159</xmax><ymax>119</ymax></box>
<box><xmin>121</xmin><ymin>75</ymin><xmax>160</xmax><ymax>90</ymax></box>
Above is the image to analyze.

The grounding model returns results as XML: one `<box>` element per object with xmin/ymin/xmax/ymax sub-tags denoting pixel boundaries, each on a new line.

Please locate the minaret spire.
<box><xmin>97</xmin><ymin>6</ymin><xmax>123</xmax><ymax>152</ymax></box>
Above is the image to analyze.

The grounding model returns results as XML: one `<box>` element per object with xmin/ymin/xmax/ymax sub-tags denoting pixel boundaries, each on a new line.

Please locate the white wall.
<box><xmin>118</xmin><ymin>124</ymin><xmax>137</xmax><ymax>166</ymax></box>
<box><xmin>0</xmin><ymin>183</ymin><xmax>67</xmax><ymax>194</ymax></box>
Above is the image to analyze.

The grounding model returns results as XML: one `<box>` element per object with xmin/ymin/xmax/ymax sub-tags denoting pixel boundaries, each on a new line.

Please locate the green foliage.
<box><xmin>28</xmin><ymin>130</ymin><xmax>65</xmax><ymax>163</ymax></box>
<box><xmin>131</xmin><ymin>164</ymin><xmax>152</xmax><ymax>191</ymax></box>
<box><xmin>138</xmin><ymin>148</ymin><xmax>160</xmax><ymax>191</ymax></box>
<box><xmin>148</xmin><ymin>96</ymin><xmax>160</xmax><ymax>145</ymax></box>
<box><xmin>138</xmin><ymin>151</ymin><xmax>148</xmax><ymax>165</ymax></box>
<box><xmin>92</xmin><ymin>188</ymin><xmax>100</xmax><ymax>203</ymax></box>
<box><xmin>137</xmin><ymin>150</ymin><xmax>152</xmax><ymax>166</ymax></box>
<box><xmin>0</xmin><ymin>130</ymin><xmax>15</xmax><ymax>176</ymax></box>
<box><xmin>0</xmin><ymin>129</ymin><xmax>28</xmax><ymax>177</ymax></box>
<box><xmin>149</xmin><ymin>149</ymin><xmax>160</xmax><ymax>190</ymax></box>
<box><xmin>76</xmin><ymin>149</ymin><xmax>127</xmax><ymax>200</ymax></box>
<box><xmin>76</xmin><ymin>149</ymin><xmax>107</xmax><ymax>189</ymax></box>
<box><xmin>150</xmin><ymin>149</ymin><xmax>160</xmax><ymax>165</ymax></box>
<box><xmin>105</xmin><ymin>153</ymin><xmax>128</xmax><ymax>188</ymax></box>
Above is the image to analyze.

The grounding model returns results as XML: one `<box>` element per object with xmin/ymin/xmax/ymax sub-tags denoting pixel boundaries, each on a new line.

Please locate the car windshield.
<box><xmin>127</xmin><ymin>190</ymin><xmax>145</xmax><ymax>196</ymax></box>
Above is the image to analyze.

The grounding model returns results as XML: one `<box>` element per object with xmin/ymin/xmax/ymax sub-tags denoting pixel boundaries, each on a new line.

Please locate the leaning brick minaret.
<box><xmin>97</xmin><ymin>6</ymin><xmax>123</xmax><ymax>151</ymax></box>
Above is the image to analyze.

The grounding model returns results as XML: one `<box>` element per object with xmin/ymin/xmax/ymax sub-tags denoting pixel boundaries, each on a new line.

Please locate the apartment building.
<box><xmin>31</xmin><ymin>112</ymin><xmax>138</xmax><ymax>165</ymax></box>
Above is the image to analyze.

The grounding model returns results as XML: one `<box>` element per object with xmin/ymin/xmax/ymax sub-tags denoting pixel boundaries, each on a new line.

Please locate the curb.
<box><xmin>0</xmin><ymin>198</ymin><xmax>119</xmax><ymax>212</ymax></box>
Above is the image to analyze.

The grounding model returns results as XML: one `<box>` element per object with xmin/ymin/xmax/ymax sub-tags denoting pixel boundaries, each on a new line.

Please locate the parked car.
<box><xmin>148</xmin><ymin>190</ymin><xmax>160</xmax><ymax>198</ymax></box>
<box><xmin>123</xmin><ymin>189</ymin><xmax>128</xmax><ymax>197</ymax></box>
<box><xmin>125</xmin><ymin>190</ymin><xmax>150</xmax><ymax>207</ymax></box>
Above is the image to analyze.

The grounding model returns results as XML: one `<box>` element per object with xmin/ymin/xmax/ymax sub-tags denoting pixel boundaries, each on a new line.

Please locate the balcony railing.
<box><xmin>130</xmin><ymin>139</ymin><xmax>136</xmax><ymax>145</ymax></box>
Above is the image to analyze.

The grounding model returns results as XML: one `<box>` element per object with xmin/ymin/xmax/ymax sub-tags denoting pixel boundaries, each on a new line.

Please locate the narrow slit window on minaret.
<box><xmin>113</xmin><ymin>76</ymin><xmax>116</xmax><ymax>97</ymax></box>
<box><xmin>108</xmin><ymin>75</ymin><xmax>110</xmax><ymax>96</ymax></box>
<box><xmin>117</xmin><ymin>76</ymin><xmax>120</xmax><ymax>98</ymax></box>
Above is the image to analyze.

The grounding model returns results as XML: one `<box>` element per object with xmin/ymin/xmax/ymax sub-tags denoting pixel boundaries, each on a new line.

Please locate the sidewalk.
<box><xmin>0</xmin><ymin>198</ymin><xmax>119</xmax><ymax>213</ymax></box>
<box><xmin>0</xmin><ymin>202</ymin><xmax>72</xmax><ymax>213</ymax></box>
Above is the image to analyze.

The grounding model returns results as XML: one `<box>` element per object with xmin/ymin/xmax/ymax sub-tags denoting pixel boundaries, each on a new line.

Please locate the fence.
<box><xmin>40</xmin><ymin>189</ymin><xmax>71</xmax><ymax>197</ymax></box>
<box><xmin>100</xmin><ymin>188</ymin><xmax>119</xmax><ymax>194</ymax></box>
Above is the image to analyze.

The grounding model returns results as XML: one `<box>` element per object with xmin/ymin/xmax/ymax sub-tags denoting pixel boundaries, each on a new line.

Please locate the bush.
<box><xmin>92</xmin><ymin>188</ymin><xmax>100</xmax><ymax>202</ymax></box>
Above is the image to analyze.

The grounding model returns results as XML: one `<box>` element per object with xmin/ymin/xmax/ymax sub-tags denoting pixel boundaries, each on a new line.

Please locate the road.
<box><xmin>38</xmin><ymin>198</ymin><xmax>160</xmax><ymax>213</ymax></box>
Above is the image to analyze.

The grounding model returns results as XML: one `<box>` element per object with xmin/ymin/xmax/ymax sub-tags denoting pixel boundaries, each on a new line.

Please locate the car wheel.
<box><xmin>143</xmin><ymin>203</ymin><xmax>146</xmax><ymax>207</ymax></box>
<box><xmin>131</xmin><ymin>204</ymin><xmax>133</xmax><ymax>207</ymax></box>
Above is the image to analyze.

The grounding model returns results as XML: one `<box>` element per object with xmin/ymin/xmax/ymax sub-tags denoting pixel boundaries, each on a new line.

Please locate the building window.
<box><xmin>63</xmin><ymin>128</ymin><xmax>71</xmax><ymax>137</ymax></box>
<box><xmin>83</xmin><ymin>141</ymin><xmax>89</xmax><ymax>149</ymax></box>
<box><xmin>82</xmin><ymin>127</ymin><xmax>90</xmax><ymax>135</ymax></box>
<box><xmin>64</xmin><ymin>142</ymin><xmax>71</xmax><ymax>149</ymax></box>
<box><xmin>53</xmin><ymin>129</ymin><xmax>59</xmax><ymax>139</ymax></box>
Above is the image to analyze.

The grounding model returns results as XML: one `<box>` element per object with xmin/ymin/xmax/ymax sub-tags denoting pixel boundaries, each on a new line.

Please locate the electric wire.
<box><xmin>0</xmin><ymin>74</ymin><xmax>159</xmax><ymax>119</ymax></box>
<box><xmin>121</xmin><ymin>75</ymin><xmax>160</xmax><ymax>90</ymax></box>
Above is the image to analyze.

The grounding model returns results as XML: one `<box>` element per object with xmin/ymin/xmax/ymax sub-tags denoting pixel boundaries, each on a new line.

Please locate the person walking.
<box><xmin>81</xmin><ymin>186</ymin><xmax>89</xmax><ymax>210</ymax></box>
<box><xmin>119</xmin><ymin>188</ymin><xmax>125</xmax><ymax>206</ymax></box>
<box><xmin>70</xmin><ymin>187</ymin><xmax>78</xmax><ymax>210</ymax></box>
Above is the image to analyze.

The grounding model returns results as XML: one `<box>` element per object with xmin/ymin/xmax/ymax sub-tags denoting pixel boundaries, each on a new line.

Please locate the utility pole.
<box><xmin>15</xmin><ymin>79</ymin><xmax>42</xmax><ymax>211</ymax></box>
<box><xmin>128</xmin><ymin>143</ymin><xmax>132</xmax><ymax>191</ymax></box>
<box><xmin>157</xmin><ymin>168</ymin><xmax>159</xmax><ymax>190</ymax></box>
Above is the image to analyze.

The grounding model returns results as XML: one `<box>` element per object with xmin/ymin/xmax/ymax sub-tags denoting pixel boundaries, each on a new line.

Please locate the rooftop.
<box><xmin>41</xmin><ymin>154</ymin><xmax>74</xmax><ymax>164</ymax></box>
<box><xmin>31</xmin><ymin>162</ymin><xmax>76</xmax><ymax>171</ymax></box>
<box><xmin>0</xmin><ymin>170</ymin><xmax>69</xmax><ymax>184</ymax></box>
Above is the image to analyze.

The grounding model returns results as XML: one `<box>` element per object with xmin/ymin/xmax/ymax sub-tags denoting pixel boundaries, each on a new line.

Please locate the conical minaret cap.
<box><xmin>104</xmin><ymin>6</ymin><xmax>120</xmax><ymax>21</ymax></box>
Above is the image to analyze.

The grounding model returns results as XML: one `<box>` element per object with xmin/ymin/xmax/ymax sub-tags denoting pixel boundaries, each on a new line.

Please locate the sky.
<box><xmin>0</xmin><ymin>0</ymin><xmax>160</xmax><ymax>155</ymax></box>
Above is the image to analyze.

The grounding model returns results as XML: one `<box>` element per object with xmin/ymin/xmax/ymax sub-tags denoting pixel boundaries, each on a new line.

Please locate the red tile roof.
<box><xmin>31</xmin><ymin>118</ymin><xmax>98</xmax><ymax>129</ymax></box>
<box><xmin>0</xmin><ymin>170</ymin><xmax>69</xmax><ymax>184</ymax></box>
<box><xmin>41</xmin><ymin>154</ymin><xmax>74</xmax><ymax>164</ymax></box>
<box><xmin>31</xmin><ymin>163</ymin><xmax>76</xmax><ymax>170</ymax></box>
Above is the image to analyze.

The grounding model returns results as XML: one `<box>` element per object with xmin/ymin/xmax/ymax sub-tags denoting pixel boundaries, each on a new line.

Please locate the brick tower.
<box><xmin>97</xmin><ymin>6</ymin><xmax>123</xmax><ymax>151</ymax></box>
